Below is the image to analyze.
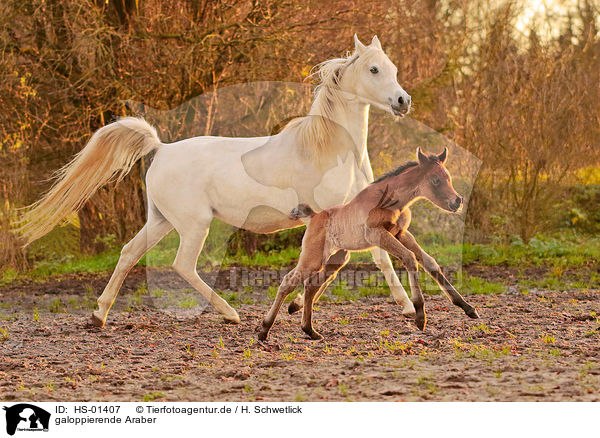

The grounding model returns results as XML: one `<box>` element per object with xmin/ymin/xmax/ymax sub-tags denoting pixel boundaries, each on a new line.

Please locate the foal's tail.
<box><xmin>15</xmin><ymin>117</ymin><xmax>162</xmax><ymax>246</ymax></box>
<box><xmin>290</xmin><ymin>204</ymin><xmax>317</xmax><ymax>219</ymax></box>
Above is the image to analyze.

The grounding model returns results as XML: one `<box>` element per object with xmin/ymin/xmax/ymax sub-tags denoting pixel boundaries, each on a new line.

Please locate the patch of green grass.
<box><xmin>48</xmin><ymin>298</ymin><xmax>65</xmax><ymax>313</ymax></box>
<box><xmin>142</xmin><ymin>392</ymin><xmax>165</xmax><ymax>402</ymax></box>
<box><xmin>0</xmin><ymin>268</ymin><xmax>18</xmax><ymax>285</ymax></box>
<box><xmin>416</xmin><ymin>376</ymin><xmax>437</xmax><ymax>394</ymax></box>
<box><xmin>459</xmin><ymin>234</ymin><xmax>600</xmax><ymax>268</ymax></box>
<box><xmin>293</xmin><ymin>391</ymin><xmax>307</xmax><ymax>402</ymax></box>
<box><xmin>151</xmin><ymin>288</ymin><xmax>165</xmax><ymax>298</ymax></box>
<box><xmin>470</xmin><ymin>323</ymin><xmax>491</xmax><ymax>334</ymax></box>
<box><xmin>457</xmin><ymin>274</ymin><xmax>506</xmax><ymax>295</ymax></box>
<box><xmin>178</xmin><ymin>297</ymin><xmax>198</xmax><ymax>309</ymax></box>
<box><xmin>229</xmin><ymin>247</ymin><xmax>300</xmax><ymax>269</ymax></box>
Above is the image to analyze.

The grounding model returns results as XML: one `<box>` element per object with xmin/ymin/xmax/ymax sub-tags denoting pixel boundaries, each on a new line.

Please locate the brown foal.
<box><xmin>258</xmin><ymin>147</ymin><xmax>479</xmax><ymax>341</ymax></box>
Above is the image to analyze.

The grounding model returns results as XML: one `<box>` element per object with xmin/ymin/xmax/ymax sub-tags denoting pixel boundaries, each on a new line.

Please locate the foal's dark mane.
<box><xmin>373</xmin><ymin>161</ymin><xmax>419</xmax><ymax>183</ymax></box>
<box><xmin>373</xmin><ymin>154</ymin><xmax>442</xmax><ymax>184</ymax></box>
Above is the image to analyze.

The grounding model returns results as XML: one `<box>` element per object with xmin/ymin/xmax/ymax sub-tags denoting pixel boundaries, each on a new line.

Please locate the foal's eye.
<box><xmin>431</xmin><ymin>177</ymin><xmax>440</xmax><ymax>186</ymax></box>
<box><xmin>370</xmin><ymin>66</ymin><xmax>379</xmax><ymax>74</ymax></box>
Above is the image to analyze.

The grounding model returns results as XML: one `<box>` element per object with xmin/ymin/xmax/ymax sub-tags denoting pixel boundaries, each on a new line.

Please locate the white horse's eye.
<box><xmin>370</xmin><ymin>66</ymin><xmax>379</xmax><ymax>74</ymax></box>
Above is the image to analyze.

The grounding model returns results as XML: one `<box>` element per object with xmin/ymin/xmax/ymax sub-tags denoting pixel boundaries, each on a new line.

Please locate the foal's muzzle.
<box><xmin>449</xmin><ymin>196</ymin><xmax>463</xmax><ymax>212</ymax></box>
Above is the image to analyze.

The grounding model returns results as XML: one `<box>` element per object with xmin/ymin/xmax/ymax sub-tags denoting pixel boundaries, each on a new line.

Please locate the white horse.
<box><xmin>18</xmin><ymin>35</ymin><xmax>414</xmax><ymax>327</ymax></box>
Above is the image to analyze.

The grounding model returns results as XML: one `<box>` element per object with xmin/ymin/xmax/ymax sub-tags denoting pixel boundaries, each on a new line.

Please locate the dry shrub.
<box><xmin>0</xmin><ymin>0</ymin><xmax>598</xmax><ymax>270</ymax></box>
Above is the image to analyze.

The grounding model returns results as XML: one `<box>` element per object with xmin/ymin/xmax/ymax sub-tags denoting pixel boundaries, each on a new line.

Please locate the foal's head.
<box><xmin>415</xmin><ymin>147</ymin><xmax>463</xmax><ymax>213</ymax></box>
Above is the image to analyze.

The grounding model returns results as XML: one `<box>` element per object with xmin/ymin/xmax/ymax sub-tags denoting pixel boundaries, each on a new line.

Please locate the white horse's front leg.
<box><xmin>370</xmin><ymin>247</ymin><xmax>416</xmax><ymax>316</ymax></box>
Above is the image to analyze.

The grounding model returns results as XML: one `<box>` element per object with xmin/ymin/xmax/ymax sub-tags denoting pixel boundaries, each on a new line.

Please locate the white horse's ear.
<box><xmin>354</xmin><ymin>34</ymin><xmax>367</xmax><ymax>54</ymax></box>
<box><xmin>371</xmin><ymin>35</ymin><xmax>382</xmax><ymax>50</ymax></box>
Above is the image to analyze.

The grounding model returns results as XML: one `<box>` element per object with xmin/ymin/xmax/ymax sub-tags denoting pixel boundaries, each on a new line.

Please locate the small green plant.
<box><xmin>151</xmin><ymin>289</ymin><xmax>165</xmax><ymax>298</ymax></box>
<box><xmin>416</xmin><ymin>376</ymin><xmax>436</xmax><ymax>394</ymax></box>
<box><xmin>293</xmin><ymin>391</ymin><xmax>307</xmax><ymax>402</ymax></box>
<box><xmin>540</xmin><ymin>334</ymin><xmax>556</xmax><ymax>344</ymax></box>
<box><xmin>339</xmin><ymin>317</ymin><xmax>350</xmax><ymax>326</ymax></box>
<box><xmin>280</xmin><ymin>348</ymin><xmax>294</xmax><ymax>360</ymax></box>
<box><xmin>182</xmin><ymin>344</ymin><xmax>197</xmax><ymax>360</ymax></box>
<box><xmin>0</xmin><ymin>327</ymin><xmax>8</xmax><ymax>342</ymax></box>
<box><xmin>142</xmin><ymin>392</ymin><xmax>165</xmax><ymax>402</ymax></box>
<box><xmin>134</xmin><ymin>283</ymin><xmax>148</xmax><ymax>296</ymax></box>
<box><xmin>48</xmin><ymin>298</ymin><xmax>64</xmax><ymax>313</ymax></box>
<box><xmin>33</xmin><ymin>308</ymin><xmax>39</xmax><ymax>322</ymax></box>
<box><xmin>470</xmin><ymin>323</ymin><xmax>490</xmax><ymax>334</ymax></box>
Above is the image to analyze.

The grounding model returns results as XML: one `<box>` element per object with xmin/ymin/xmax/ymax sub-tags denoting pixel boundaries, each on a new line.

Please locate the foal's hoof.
<box><xmin>465</xmin><ymin>307</ymin><xmax>480</xmax><ymax>319</ymax></box>
<box><xmin>91</xmin><ymin>312</ymin><xmax>105</xmax><ymax>329</ymax></box>
<box><xmin>415</xmin><ymin>314</ymin><xmax>427</xmax><ymax>331</ymax></box>
<box><xmin>288</xmin><ymin>301</ymin><xmax>302</xmax><ymax>315</ymax></box>
<box><xmin>257</xmin><ymin>330</ymin><xmax>269</xmax><ymax>341</ymax></box>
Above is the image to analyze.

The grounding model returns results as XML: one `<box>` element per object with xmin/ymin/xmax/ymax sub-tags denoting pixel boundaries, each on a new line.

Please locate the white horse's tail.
<box><xmin>15</xmin><ymin>117</ymin><xmax>162</xmax><ymax>246</ymax></box>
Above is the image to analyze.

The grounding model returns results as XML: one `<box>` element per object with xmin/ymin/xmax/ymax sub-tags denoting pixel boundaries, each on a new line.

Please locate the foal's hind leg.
<box><xmin>92</xmin><ymin>214</ymin><xmax>173</xmax><ymax>328</ymax></box>
<box><xmin>398</xmin><ymin>231</ymin><xmax>479</xmax><ymax>319</ymax></box>
<box><xmin>258</xmin><ymin>268</ymin><xmax>304</xmax><ymax>341</ymax></box>
<box><xmin>288</xmin><ymin>250</ymin><xmax>350</xmax><ymax>314</ymax></box>
<box><xmin>300</xmin><ymin>271</ymin><xmax>331</xmax><ymax>340</ymax></box>
<box><xmin>173</xmin><ymin>225</ymin><xmax>240</xmax><ymax>323</ymax></box>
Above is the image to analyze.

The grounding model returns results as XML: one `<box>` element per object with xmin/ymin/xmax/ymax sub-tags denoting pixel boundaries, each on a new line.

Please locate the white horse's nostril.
<box><xmin>398</xmin><ymin>96</ymin><xmax>404</xmax><ymax>106</ymax></box>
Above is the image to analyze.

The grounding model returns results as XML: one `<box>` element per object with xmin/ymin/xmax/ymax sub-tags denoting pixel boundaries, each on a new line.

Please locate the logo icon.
<box><xmin>3</xmin><ymin>404</ymin><xmax>50</xmax><ymax>436</ymax></box>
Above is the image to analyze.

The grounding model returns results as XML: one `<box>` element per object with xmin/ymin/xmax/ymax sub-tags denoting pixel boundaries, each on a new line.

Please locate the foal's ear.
<box><xmin>371</xmin><ymin>35</ymin><xmax>382</xmax><ymax>50</ymax></box>
<box><xmin>416</xmin><ymin>147</ymin><xmax>428</xmax><ymax>164</ymax></box>
<box><xmin>438</xmin><ymin>147</ymin><xmax>448</xmax><ymax>165</ymax></box>
<box><xmin>354</xmin><ymin>34</ymin><xmax>367</xmax><ymax>54</ymax></box>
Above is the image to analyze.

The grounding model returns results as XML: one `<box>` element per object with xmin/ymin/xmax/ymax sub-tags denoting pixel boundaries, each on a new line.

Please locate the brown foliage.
<box><xmin>0</xmin><ymin>0</ymin><xmax>599</xmax><ymax>269</ymax></box>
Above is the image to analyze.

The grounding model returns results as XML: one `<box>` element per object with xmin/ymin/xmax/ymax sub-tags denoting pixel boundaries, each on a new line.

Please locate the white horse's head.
<box><xmin>340</xmin><ymin>35</ymin><xmax>411</xmax><ymax>116</ymax></box>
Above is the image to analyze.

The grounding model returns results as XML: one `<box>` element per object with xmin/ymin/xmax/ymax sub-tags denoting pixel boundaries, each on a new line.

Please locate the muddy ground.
<box><xmin>1</xmin><ymin>267</ymin><xmax>599</xmax><ymax>401</ymax></box>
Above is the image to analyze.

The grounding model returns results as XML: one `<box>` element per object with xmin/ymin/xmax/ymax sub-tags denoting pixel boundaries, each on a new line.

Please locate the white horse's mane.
<box><xmin>282</xmin><ymin>48</ymin><xmax>381</xmax><ymax>161</ymax></box>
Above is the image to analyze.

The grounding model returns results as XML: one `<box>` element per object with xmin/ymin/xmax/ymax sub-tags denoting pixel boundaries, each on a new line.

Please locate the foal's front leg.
<box><xmin>367</xmin><ymin>229</ymin><xmax>427</xmax><ymax>330</ymax></box>
<box><xmin>398</xmin><ymin>231</ymin><xmax>479</xmax><ymax>319</ymax></box>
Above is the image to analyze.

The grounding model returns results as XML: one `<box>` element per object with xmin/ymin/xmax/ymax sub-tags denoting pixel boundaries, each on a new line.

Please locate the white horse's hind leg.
<box><xmin>370</xmin><ymin>248</ymin><xmax>416</xmax><ymax>316</ymax></box>
<box><xmin>92</xmin><ymin>216</ymin><xmax>173</xmax><ymax>328</ymax></box>
<box><xmin>172</xmin><ymin>226</ymin><xmax>241</xmax><ymax>323</ymax></box>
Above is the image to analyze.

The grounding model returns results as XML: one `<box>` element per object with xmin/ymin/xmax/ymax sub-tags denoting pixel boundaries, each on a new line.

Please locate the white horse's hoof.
<box><xmin>401</xmin><ymin>302</ymin><xmax>416</xmax><ymax>318</ymax></box>
<box><xmin>222</xmin><ymin>310</ymin><xmax>241</xmax><ymax>324</ymax></box>
<box><xmin>91</xmin><ymin>311</ymin><xmax>106</xmax><ymax>328</ymax></box>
